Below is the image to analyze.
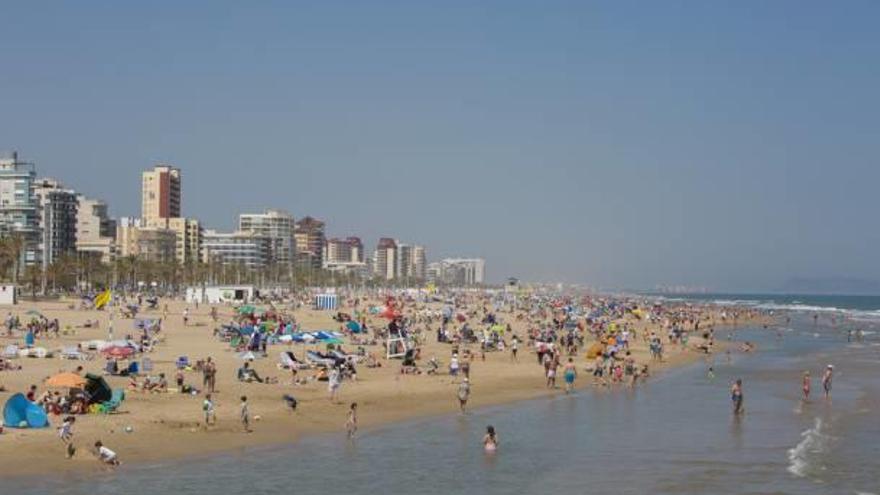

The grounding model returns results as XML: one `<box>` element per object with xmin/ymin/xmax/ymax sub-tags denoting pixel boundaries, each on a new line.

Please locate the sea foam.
<box><xmin>787</xmin><ymin>417</ymin><xmax>828</xmax><ymax>478</ymax></box>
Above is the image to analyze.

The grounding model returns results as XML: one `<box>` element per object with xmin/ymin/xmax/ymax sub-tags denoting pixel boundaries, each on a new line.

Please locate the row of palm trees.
<box><xmin>0</xmin><ymin>235</ymin><xmax>423</xmax><ymax>295</ymax></box>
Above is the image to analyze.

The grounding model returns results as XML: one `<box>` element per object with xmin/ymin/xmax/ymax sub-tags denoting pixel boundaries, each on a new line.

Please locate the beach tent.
<box><xmin>314</xmin><ymin>294</ymin><xmax>338</xmax><ymax>310</ymax></box>
<box><xmin>3</xmin><ymin>393</ymin><xmax>49</xmax><ymax>428</ymax></box>
<box><xmin>84</xmin><ymin>373</ymin><xmax>112</xmax><ymax>404</ymax></box>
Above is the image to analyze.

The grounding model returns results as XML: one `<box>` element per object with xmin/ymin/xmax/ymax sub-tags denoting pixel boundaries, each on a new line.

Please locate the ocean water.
<box><xmin>5</xmin><ymin>313</ymin><xmax>879</xmax><ymax>495</ymax></box>
<box><xmin>653</xmin><ymin>292</ymin><xmax>880</xmax><ymax>324</ymax></box>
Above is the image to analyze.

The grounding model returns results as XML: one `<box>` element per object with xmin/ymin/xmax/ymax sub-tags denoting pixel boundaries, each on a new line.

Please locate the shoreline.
<box><xmin>0</xmin><ymin>298</ymin><xmax>771</xmax><ymax>478</ymax></box>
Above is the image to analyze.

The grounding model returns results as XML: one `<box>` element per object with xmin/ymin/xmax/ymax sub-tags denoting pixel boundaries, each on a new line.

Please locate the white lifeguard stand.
<box><xmin>386</xmin><ymin>332</ymin><xmax>410</xmax><ymax>359</ymax></box>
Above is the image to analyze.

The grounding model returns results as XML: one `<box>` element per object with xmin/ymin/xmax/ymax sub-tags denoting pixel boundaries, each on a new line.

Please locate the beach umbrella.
<box><xmin>45</xmin><ymin>372</ymin><xmax>86</xmax><ymax>388</ymax></box>
<box><xmin>102</xmin><ymin>346</ymin><xmax>134</xmax><ymax>358</ymax></box>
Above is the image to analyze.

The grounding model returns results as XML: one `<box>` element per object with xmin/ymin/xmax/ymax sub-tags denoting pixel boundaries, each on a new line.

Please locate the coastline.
<box><xmin>0</xmin><ymin>298</ymin><xmax>770</xmax><ymax>478</ymax></box>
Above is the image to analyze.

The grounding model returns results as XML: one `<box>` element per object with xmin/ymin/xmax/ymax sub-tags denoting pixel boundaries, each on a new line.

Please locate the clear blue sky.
<box><xmin>1</xmin><ymin>1</ymin><xmax>878</xmax><ymax>291</ymax></box>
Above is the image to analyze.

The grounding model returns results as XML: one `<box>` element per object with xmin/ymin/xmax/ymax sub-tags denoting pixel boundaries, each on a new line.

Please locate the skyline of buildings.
<box><xmin>0</xmin><ymin>150</ymin><xmax>488</xmax><ymax>286</ymax></box>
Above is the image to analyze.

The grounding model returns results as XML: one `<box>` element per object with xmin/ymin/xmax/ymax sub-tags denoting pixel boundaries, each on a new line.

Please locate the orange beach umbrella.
<box><xmin>45</xmin><ymin>372</ymin><xmax>86</xmax><ymax>388</ymax></box>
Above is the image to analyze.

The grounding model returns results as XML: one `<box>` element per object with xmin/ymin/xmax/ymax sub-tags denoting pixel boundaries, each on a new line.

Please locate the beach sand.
<box><xmin>0</xmin><ymin>298</ymin><xmax>768</xmax><ymax>476</ymax></box>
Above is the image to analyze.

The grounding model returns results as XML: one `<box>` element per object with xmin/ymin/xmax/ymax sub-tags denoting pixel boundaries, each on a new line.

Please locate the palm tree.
<box><xmin>0</xmin><ymin>234</ymin><xmax>26</xmax><ymax>286</ymax></box>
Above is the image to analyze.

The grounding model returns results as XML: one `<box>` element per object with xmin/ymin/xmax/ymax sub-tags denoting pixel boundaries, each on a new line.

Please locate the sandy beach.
<box><xmin>0</xmin><ymin>295</ymin><xmax>770</xmax><ymax>477</ymax></box>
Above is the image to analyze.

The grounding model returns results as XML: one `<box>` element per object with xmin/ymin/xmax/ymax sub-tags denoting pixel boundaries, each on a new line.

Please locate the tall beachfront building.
<box><xmin>323</xmin><ymin>236</ymin><xmax>367</xmax><ymax>276</ymax></box>
<box><xmin>145</xmin><ymin>217</ymin><xmax>202</xmax><ymax>265</ymax></box>
<box><xmin>116</xmin><ymin>217</ymin><xmax>177</xmax><ymax>263</ymax></box>
<box><xmin>201</xmin><ymin>229</ymin><xmax>271</xmax><ymax>269</ymax></box>
<box><xmin>324</xmin><ymin>236</ymin><xmax>364</xmax><ymax>264</ymax></box>
<box><xmin>373</xmin><ymin>238</ymin><xmax>397</xmax><ymax>280</ymax></box>
<box><xmin>76</xmin><ymin>195</ymin><xmax>116</xmax><ymax>262</ymax></box>
<box><xmin>141</xmin><ymin>164</ymin><xmax>201</xmax><ymax>264</ymax></box>
<box><xmin>429</xmin><ymin>258</ymin><xmax>486</xmax><ymax>286</ymax></box>
<box><xmin>239</xmin><ymin>209</ymin><xmax>295</xmax><ymax>266</ymax></box>
<box><xmin>33</xmin><ymin>178</ymin><xmax>78</xmax><ymax>269</ymax></box>
<box><xmin>0</xmin><ymin>151</ymin><xmax>40</xmax><ymax>265</ymax></box>
<box><xmin>294</xmin><ymin>216</ymin><xmax>325</xmax><ymax>269</ymax></box>
<box><xmin>141</xmin><ymin>164</ymin><xmax>181</xmax><ymax>222</ymax></box>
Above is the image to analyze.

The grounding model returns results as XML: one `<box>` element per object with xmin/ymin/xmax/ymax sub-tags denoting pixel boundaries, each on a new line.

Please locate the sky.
<box><xmin>1</xmin><ymin>1</ymin><xmax>878</xmax><ymax>291</ymax></box>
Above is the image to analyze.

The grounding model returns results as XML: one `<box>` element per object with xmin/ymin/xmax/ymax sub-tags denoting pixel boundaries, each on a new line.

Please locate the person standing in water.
<box><xmin>731</xmin><ymin>379</ymin><xmax>744</xmax><ymax>415</ymax></box>
<box><xmin>346</xmin><ymin>402</ymin><xmax>358</xmax><ymax>439</ymax></box>
<box><xmin>822</xmin><ymin>365</ymin><xmax>833</xmax><ymax>400</ymax></box>
<box><xmin>483</xmin><ymin>425</ymin><xmax>498</xmax><ymax>453</ymax></box>
<box><xmin>802</xmin><ymin>371</ymin><xmax>811</xmax><ymax>401</ymax></box>
<box><xmin>563</xmin><ymin>358</ymin><xmax>577</xmax><ymax>394</ymax></box>
<box><xmin>457</xmin><ymin>377</ymin><xmax>470</xmax><ymax>413</ymax></box>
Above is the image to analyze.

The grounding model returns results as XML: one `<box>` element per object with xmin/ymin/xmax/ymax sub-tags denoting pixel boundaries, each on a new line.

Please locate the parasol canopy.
<box><xmin>45</xmin><ymin>372</ymin><xmax>86</xmax><ymax>388</ymax></box>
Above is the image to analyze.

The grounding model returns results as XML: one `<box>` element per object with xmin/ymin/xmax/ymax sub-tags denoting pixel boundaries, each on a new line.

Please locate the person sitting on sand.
<box><xmin>237</xmin><ymin>362</ymin><xmax>264</xmax><ymax>383</ymax></box>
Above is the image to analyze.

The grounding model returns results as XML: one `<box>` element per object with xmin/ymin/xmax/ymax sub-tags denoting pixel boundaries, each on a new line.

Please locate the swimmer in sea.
<box><xmin>802</xmin><ymin>371</ymin><xmax>811</xmax><ymax>401</ymax></box>
<box><xmin>707</xmin><ymin>366</ymin><xmax>715</xmax><ymax>381</ymax></box>
<box><xmin>483</xmin><ymin>425</ymin><xmax>498</xmax><ymax>453</ymax></box>
<box><xmin>822</xmin><ymin>365</ymin><xmax>833</xmax><ymax>400</ymax></box>
<box><xmin>731</xmin><ymin>379</ymin><xmax>744</xmax><ymax>415</ymax></box>
<box><xmin>563</xmin><ymin>357</ymin><xmax>577</xmax><ymax>394</ymax></box>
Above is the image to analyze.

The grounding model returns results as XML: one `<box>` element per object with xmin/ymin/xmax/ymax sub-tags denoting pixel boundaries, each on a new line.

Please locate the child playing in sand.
<box><xmin>240</xmin><ymin>396</ymin><xmax>251</xmax><ymax>433</ymax></box>
<box><xmin>94</xmin><ymin>441</ymin><xmax>120</xmax><ymax>466</ymax></box>
<box><xmin>58</xmin><ymin>416</ymin><xmax>76</xmax><ymax>458</ymax></box>
<box><xmin>203</xmin><ymin>394</ymin><xmax>216</xmax><ymax>426</ymax></box>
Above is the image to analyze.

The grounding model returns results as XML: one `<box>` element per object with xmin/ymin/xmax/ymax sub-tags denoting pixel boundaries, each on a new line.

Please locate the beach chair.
<box><xmin>99</xmin><ymin>389</ymin><xmax>125</xmax><ymax>414</ymax></box>
<box><xmin>142</xmin><ymin>357</ymin><xmax>154</xmax><ymax>373</ymax></box>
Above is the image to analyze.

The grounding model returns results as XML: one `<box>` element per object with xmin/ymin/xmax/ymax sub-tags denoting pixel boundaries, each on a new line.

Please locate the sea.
<box><xmin>5</xmin><ymin>294</ymin><xmax>879</xmax><ymax>495</ymax></box>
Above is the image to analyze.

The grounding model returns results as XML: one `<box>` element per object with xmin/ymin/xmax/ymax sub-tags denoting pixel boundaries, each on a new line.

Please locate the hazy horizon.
<box><xmin>2</xmin><ymin>2</ymin><xmax>878</xmax><ymax>291</ymax></box>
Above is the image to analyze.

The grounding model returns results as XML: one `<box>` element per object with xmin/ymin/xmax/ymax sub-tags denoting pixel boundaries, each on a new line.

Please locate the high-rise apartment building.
<box><xmin>429</xmin><ymin>258</ymin><xmax>486</xmax><ymax>286</ymax></box>
<box><xmin>373</xmin><ymin>238</ymin><xmax>397</xmax><ymax>280</ymax></box>
<box><xmin>0</xmin><ymin>151</ymin><xmax>40</xmax><ymax>264</ymax></box>
<box><xmin>239</xmin><ymin>209</ymin><xmax>295</xmax><ymax>266</ymax></box>
<box><xmin>294</xmin><ymin>216</ymin><xmax>325</xmax><ymax>269</ymax></box>
<box><xmin>141</xmin><ymin>165</ymin><xmax>181</xmax><ymax>222</ymax></box>
<box><xmin>76</xmin><ymin>195</ymin><xmax>116</xmax><ymax>262</ymax></box>
<box><xmin>145</xmin><ymin>217</ymin><xmax>202</xmax><ymax>265</ymax></box>
<box><xmin>201</xmin><ymin>230</ymin><xmax>271</xmax><ymax>269</ymax></box>
<box><xmin>116</xmin><ymin>217</ymin><xmax>177</xmax><ymax>263</ymax></box>
<box><xmin>33</xmin><ymin>178</ymin><xmax>78</xmax><ymax>268</ymax></box>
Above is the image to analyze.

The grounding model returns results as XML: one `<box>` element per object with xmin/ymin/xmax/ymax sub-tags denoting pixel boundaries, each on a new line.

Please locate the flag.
<box><xmin>94</xmin><ymin>289</ymin><xmax>112</xmax><ymax>310</ymax></box>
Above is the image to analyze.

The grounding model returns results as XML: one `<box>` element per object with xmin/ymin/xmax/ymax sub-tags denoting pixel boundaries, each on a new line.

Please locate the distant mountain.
<box><xmin>779</xmin><ymin>277</ymin><xmax>880</xmax><ymax>295</ymax></box>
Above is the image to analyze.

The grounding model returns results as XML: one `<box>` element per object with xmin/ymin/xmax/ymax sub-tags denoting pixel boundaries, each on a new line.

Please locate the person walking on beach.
<box><xmin>240</xmin><ymin>395</ymin><xmax>251</xmax><ymax>433</ymax></box>
<box><xmin>458</xmin><ymin>377</ymin><xmax>471</xmax><ymax>413</ymax></box>
<box><xmin>346</xmin><ymin>402</ymin><xmax>358</xmax><ymax>439</ymax></box>
<box><xmin>183</xmin><ymin>307</ymin><xmax>190</xmax><ymax>327</ymax></box>
<box><xmin>329</xmin><ymin>367</ymin><xmax>341</xmax><ymax>403</ymax></box>
<box><xmin>203</xmin><ymin>357</ymin><xmax>217</xmax><ymax>393</ymax></box>
<box><xmin>563</xmin><ymin>358</ymin><xmax>577</xmax><ymax>394</ymax></box>
<box><xmin>802</xmin><ymin>371</ymin><xmax>811</xmax><ymax>401</ymax></box>
<box><xmin>510</xmin><ymin>335</ymin><xmax>519</xmax><ymax>362</ymax></box>
<box><xmin>731</xmin><ymin>379</ymin><xmax>744</xmax><ymax>415</ymax></box>
<box><xmin>822</xmin><ymin>365</ymin><xmax>833</xmax><ymax>400</ymax></box>
<box><xmin>203</xmin><ymin>394</ymin><xmax>216</xmax><ymax>427</ymax></box>
<box><xmin>58</xmin><ymin>416</ymin><xmax>76</xmax><ymax>458</ymax></box>
<box><xmin>483</xmin><ymin>425</ymin><xmax>498</xmax><ymax>453</ymax></box>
